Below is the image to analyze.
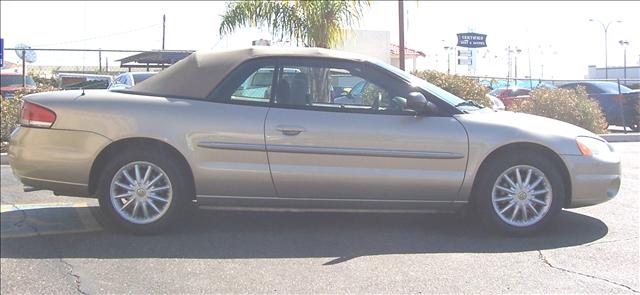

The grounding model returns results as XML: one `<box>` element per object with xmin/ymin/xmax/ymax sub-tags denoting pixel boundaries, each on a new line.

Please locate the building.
<box><xmin>389</xmin><ymin>44</ymin><xmax>426</xmax><ymax>72</ymax></box>
<box><xmin>335</xmin><ymin>30</ymin><xmax>425</xmax><ymax>72</ymax></box>
<box><xmin>586</xmin><ymin>65</ymin><xmax>640</xmax><ymax>82</ymax></box>
<box><xmin>335</xmin><ymin>30</ymin><xmax>391</xmax><ymax>64</ymax></box>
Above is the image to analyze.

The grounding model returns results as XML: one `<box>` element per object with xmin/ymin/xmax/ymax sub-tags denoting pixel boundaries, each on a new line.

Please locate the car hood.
<box><xmin>455</xmin><ymin>110</ymin><xmax>602</xmax><ymax>155</ymax></box>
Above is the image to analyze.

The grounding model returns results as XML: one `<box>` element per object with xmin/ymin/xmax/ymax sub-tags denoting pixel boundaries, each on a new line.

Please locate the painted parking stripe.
<box><xmin>1</xmin><ymin>202</ymin><xmax>103</xmax><ymax>238</ymax></box>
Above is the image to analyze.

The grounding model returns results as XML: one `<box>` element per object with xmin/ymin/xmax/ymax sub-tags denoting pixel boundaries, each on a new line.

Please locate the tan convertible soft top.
<box><xmin>130</xmin><ymin>47</ymin><xmax>367</xmax><ymax>99</ymax></box>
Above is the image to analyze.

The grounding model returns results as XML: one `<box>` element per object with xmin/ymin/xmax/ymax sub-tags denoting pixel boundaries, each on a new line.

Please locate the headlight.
<box><xmin>576</xmin><ymin>136</ymin><xmax>611</xmax><ymax>156</ymax></box>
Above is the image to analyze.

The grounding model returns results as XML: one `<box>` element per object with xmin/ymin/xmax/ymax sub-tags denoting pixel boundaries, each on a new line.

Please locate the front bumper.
<box><xmin>562</xmin><ymin>152</ymin><xmax>621</xmax><ymax>208</ymax></box>
<box><xmin>8</xmin><ymin>126</ymin><xmax>111</xmax><ymax>197</ymax></box>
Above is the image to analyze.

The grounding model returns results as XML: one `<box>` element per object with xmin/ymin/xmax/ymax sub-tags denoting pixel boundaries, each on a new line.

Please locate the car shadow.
<box><xmin>1</xmin><ymin>207</ymin><xmax>608</xmax><ymax>263</ymax></box>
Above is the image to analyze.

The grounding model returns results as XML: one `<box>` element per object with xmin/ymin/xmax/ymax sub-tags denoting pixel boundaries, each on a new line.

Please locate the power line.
<box><xmin>34</xmin><ymin>23</ymin><xmax>161</xmax><ymax>47</ymax></box>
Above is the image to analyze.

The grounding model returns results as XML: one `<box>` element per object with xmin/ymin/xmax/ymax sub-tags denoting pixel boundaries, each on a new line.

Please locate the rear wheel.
<box><xmin>475</xmin><ymin>152</ymin><xmax>565</xmax><ymax>235</ymax></box>
<box><xmin>97</xmin><ymin>148</ymin><xmax>192</xmax><ymax>234</ymax></box>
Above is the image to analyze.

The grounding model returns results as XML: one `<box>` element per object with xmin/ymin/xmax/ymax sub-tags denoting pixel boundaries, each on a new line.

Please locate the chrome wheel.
<box><xmin>109</xmin><ymin>161</ymin><xmax>173</xmax><ymax>224</ymax></box>
<box><xmin>491</xmin><ymin>165</ymin><xmax>552</xmax><ymax>227</ymax></box>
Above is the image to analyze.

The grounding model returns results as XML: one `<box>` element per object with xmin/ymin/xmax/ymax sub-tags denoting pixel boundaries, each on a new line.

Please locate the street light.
<box><xmin>619</xmin><ymin>40</ymin><xmax>629</xmax><ymax>84</ymax></box>
<box><xmin>589</xmin><ymin>18</ymin><xmax>622</xmax><ymax>80</ymax></box>
<box><xmin>444</xmin><ymin>46</ymin><xmax>453</xmax><ymax>74</ymax></box>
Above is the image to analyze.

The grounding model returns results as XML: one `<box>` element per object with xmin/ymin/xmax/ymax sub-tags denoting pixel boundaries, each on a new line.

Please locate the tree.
<box><xmin>219</xmin><ymin>0</ymin><xmax>370</xmax><ymax>49</ymax></box>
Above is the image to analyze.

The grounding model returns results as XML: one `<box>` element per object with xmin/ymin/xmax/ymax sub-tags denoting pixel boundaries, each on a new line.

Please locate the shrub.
<box><xmin>509</xmin><ymin>87</ymin><xmax>608</xmax><ymax>134</ymax></box>
<box><xmin>1</xmin><ymin>86</ymin><xmax>58</xmax><ymax>152</ymax></box>
<box><xmin>412</xmin><ymin>70</ymin><xmax>492</xmax><ymax>107</ymax></box>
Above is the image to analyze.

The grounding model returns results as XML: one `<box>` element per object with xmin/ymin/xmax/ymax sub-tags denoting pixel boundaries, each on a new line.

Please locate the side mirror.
<box><xmin>406</xmin><ymin>92</ymin><xmax>439</xmax><ymax>115</ymax></box>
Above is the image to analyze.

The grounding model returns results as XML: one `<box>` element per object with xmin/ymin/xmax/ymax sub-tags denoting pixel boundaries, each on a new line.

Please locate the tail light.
<box><xmin>20</xmin><ymin>101</ymin><xmax>57</xmax><ymax>128</ymax></box>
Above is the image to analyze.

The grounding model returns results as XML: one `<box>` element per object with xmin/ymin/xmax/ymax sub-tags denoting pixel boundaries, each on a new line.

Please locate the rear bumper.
<box><xmin>562</xmin><ymin>152</ymin><xmax>621</xmax><ymax>208</ymax></box>
<box><xmin>8</xmin><ymin>126</ymin><xmax>111</xmax><ymax>197</ymax></box>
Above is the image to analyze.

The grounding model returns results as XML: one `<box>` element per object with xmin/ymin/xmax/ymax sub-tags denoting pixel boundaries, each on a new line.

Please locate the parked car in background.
<box><xmin>9</xmin><ymin>47</ymin><xmax>621</xmax><ymax>236</ymax></box>
<box><xmin>58</xmin><ymin>73</ymin><xmax>113</xmax><ymax>90</ymax></box>
<box><xmin>488</xmin><ymin>86</ymin><xmax>531</xmax><ymax>107</ymax></box>
<box><xmin>486</xmin><ymin>93</ymin><xmax>505</xmax><ymax>111</ymax></box>
<box><xmin>1</xmin><ymin>72</ymin><xmax>36</xmax><ymax>98</ymax></box>
<box><xmin>109</xmin><ymin>72</ymin><xmax>157</xmax><ymax>90</ymax></box>
<box><xmin>559</xmin><ymin>81</ymin><xmax>640</xmax><ymax>131</ymax></box>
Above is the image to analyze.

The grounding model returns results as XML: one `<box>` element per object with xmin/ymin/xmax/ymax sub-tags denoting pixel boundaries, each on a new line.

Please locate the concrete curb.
<box><xmin>0</xmin><ymin>153</ymin><xmax>7</xmax><ymax>165</ymax></box>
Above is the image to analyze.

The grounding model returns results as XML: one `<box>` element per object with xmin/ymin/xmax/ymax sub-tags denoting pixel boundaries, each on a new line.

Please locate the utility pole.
<box><xmin>398</xmin><ymin>0</ymin><xmax>405</xmax><ymax>70</ymax></box>
<box><xmin>619</xmin><ymin>40</ymin><xmax>629</xmax><ymax>84</ymax></box>
<box><xmin>162</xmin><ymin>14</ymin><xmax>166</xmax><ymax>50</ymax></box>
<box><xmin>98</xmin><ymin>49</ymin><xmax>102</xmax><ymax>72</ymax></box>
<box><xmin>444</xmin><ymin>46</ymin><xmax>451</xmax><ymax>74</ymax></box>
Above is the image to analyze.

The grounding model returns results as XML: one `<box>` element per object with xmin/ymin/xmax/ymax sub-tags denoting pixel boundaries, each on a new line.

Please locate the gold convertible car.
<box><xmin>9</xmin><ymin>47</ymin><xmax>621</xmax><ymax>235</ymax></box>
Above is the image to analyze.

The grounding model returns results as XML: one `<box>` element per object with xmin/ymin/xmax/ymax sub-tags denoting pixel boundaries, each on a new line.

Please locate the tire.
<box><xmin>475</xmin><ymin>152</ymin><xmax>565</xmax><ymax>236</ymax></box>
<box><xmin>97</xmin><ymin>148</ymin><xmax>193</xmax><ymax>234</ymax></box>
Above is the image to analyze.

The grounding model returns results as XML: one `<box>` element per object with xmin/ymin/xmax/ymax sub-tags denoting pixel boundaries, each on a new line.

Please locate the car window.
<box><xmin>513</xmin><ymin>89</ymin><xmax>530</xmax><ymax>96</ymax></box>
<box><xmin>349</xmin><ymin>80</ymin><xmax>367</xmax><ymax>97</ymax></box>
<box><xmin>273</xmin><ymin>61</ymin><xmax>400</xmax><ymax>113</ymax></box>
<box><xmin>132</xmin><ymin>73</ymin><xmax>155</xmax><ymax>84</ymax></box>
<box><xmin>231</xmin><ymin>66</ymin><xmax>274</xmax><ymax>103</ymax></box>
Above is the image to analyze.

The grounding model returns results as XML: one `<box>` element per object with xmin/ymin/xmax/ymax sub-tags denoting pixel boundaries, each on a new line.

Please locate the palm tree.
<box><xmin>219</xmin><ymin>0</ymin><xmax>370</xmax><ymax>49</ymax></box>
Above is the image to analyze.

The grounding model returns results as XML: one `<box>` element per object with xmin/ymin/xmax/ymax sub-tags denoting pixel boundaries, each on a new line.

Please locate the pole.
<box><xmin>22</xmin><ymin>49</ymin><xmax>26</xmax><ymax>88</ymax></box>
<box><xmin>528</xmin><ymin>48</ymin><xmax>533</xmax><ymax>89</ymax></box>
<box><xmin>617</xmin><ymin>79</ymin><xmax>627</xmax><ymax>134</ymax></box>
<box><xmin>604</xmin><ymin>27</ymin><xmax>608</xmax><ymax>79</ymax></box>
<box><xmin>98</xmin><ymin>49</ymin><xmax>102</xmax><ymax>72</ymax></box>
<box><xmin>162</xmin><ymin>14</ymin><xmax>166</xmax><ymax>50</ymax></box>
<box><xmin>514</xmin><ymin>54</ymin><xmax>518</xmax><ymax>85</ymax></box>
<box><xmin>623</xmin><ymin>47</ymin><xmax>627</xmax><ymax>84</ymax></box>
<box><xmin>447</xmin><ymin>50</ymin><xmax>451</xmax><ymax>74</ymax></box>
<box><xmin>398</xmin><ymin>0</ymin><xmax>405</xmax><ymax>70</ymax></box>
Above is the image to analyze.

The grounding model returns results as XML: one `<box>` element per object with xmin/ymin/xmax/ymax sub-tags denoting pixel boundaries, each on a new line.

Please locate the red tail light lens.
<box><xmin>20</xmin><ymin>101</ymin><xmax>57</xmax><ymax>128</ymax></box>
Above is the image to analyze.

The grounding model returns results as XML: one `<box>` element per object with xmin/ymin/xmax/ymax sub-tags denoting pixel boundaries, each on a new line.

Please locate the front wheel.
<box><xmin>475</xmin><ymin>153</ymin><xmax>565</xmax><ymax>236</ymax></box>
<box><xmin>97</xmin><ymin>149</ymin><xmax>193</xmax><ymax>234</ymax></box>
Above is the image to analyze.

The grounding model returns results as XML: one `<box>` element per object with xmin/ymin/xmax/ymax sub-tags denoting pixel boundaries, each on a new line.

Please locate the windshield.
<box><xmin>370</xmin><ymin>60</ymin><xmax>470</xmax><ymax>108</ymax></box>
<box><xmin>1</xmin><ymin>75</ymin><xmax>35</xmax><ymax>87</ymax></box>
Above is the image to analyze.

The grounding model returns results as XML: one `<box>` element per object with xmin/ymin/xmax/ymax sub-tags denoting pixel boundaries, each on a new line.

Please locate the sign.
<box><xmin>457</xmin><ymin>49</ymin><xmax>472</xmax><ymax>57</ymax></box>
<box><xmin>458</xmin><ymin>58</ymin><xmax>472</xmax><ymax>65</ymax></box>
<box><xmin>457</xmin><ymin>32</ymin><xmax>487</xmax><ymax>48</ymax></box>
<box><xmin>0</xmin><ymin>38</ymin><xmax>4</xmax><ymax>67</ymax></box>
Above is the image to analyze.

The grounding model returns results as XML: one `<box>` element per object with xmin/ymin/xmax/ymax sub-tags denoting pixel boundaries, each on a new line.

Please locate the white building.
<box><xmin>586</xmin><ymin>65</ymin><xmax>640</xmax><ymax>81</ymax></box>
<box><xmin>335</xmin><ymin>30</ymin><xmax>391</xmax><ymax>64</ymax></box>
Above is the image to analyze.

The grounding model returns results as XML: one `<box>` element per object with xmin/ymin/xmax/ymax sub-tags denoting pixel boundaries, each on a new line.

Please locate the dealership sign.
<box><xmin>457</xmin><ymin>33</ymin><xmax>487</xmax><ymax>48</ymax></box>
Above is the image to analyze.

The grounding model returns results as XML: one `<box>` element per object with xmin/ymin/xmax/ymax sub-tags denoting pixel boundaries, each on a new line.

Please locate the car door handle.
<box><xmin>276</xmin><ymin>125</ymin><xmax>306</xmax><ymax>136</ymax></box>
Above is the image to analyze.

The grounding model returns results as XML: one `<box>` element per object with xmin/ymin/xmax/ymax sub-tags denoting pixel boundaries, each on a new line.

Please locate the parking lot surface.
<box><xmin>1</xmin><ymin>143</ymin><xmax>638</xmax><ymax>294</ymax></box>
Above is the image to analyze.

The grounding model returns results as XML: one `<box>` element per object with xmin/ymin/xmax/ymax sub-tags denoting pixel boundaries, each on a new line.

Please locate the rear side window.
<box><xmin>231</xmin><ymin>67</ymin><xmax>275</xmax><ymax>103</ymax></box>
<box><xmin>208</xmin><ymin>59</ymin><xmax>276</xmax><ymax>104</ymax></box>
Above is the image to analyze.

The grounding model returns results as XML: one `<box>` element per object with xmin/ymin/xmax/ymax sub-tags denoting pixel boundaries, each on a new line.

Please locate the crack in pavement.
<box><xmin>3</xmin><ymin>203</ymin><xmax>89</xmax><ymax>295</ymax></box>
<box><xmin>582</xmin><ymin>236</ymin><xmax>639</xmax><ymax>247</ymax></box>
<box><xmin>537</xmin><ymin>250</ymin><xmax>639</xmax><ymax>293</ymax></box>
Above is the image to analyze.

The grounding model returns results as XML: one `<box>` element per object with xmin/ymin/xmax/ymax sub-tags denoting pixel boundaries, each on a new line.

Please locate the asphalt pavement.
<box><xmin>1</xmin><ymin>143</ymin><xmax>638</xmax><ymax>294</ymax></box>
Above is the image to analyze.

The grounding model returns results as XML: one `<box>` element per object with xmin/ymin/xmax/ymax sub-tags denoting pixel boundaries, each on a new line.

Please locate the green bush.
<box><xmin>1</xmin><ymin>86</ymin><xmax>58</xmax><ymax>152</ymax></box>
<box><xmin>412</xmin><ymin>70</ymin><xmax>492</xmax><ymax>107</ymax></box>
<box><xmin>509</xmin><ymin>87</ymin><xmax>608</xmax><ymax>134</ymax></box>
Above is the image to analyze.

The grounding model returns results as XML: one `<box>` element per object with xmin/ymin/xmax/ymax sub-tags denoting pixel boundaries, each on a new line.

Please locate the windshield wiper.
<box><xmin>454</xmin><ymin>100</ymin><xmax>484</xmax><ymax>108</ymax></box>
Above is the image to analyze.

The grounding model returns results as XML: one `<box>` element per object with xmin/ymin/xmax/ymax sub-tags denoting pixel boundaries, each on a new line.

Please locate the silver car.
<box><xmin>9</xmin><ymin>47</ymin><xmax>621</xmax><ymax>235</ymax></box>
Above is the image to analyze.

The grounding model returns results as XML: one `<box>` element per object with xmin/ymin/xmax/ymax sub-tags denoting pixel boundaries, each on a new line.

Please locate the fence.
<box><xmin>2</xmin><ymin>48</ymin><xmax>194</xmax><ymax>87</ymax></box>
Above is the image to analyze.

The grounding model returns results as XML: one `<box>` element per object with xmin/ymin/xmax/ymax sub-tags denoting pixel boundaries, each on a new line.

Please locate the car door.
<box><xmin>264</xmin><ymin>58</ymin><xmax>468</xmax><ymax>201</ymax></box>
<box><xmin>190</xmin><ymin>59</ymin><xmax>278</xmax><ymax>199</ymax></box>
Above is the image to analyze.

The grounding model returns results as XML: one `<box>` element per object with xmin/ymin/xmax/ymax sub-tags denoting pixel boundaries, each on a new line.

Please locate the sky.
<box><xmin>1</xmin><ymin>1</ymin><xmax>639</xmax><ymax>79</ymax></box>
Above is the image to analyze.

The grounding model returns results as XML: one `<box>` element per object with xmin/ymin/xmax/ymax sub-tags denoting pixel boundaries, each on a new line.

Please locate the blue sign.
<box><xmin>457</xmin><ymin>33</ymin><xmax>487</xmax><ymax>48</ymax></box>
<box><xmin>0</xmin><ymin>38</ymin><xmax>4</xmax><ymax>67</ymax></box>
